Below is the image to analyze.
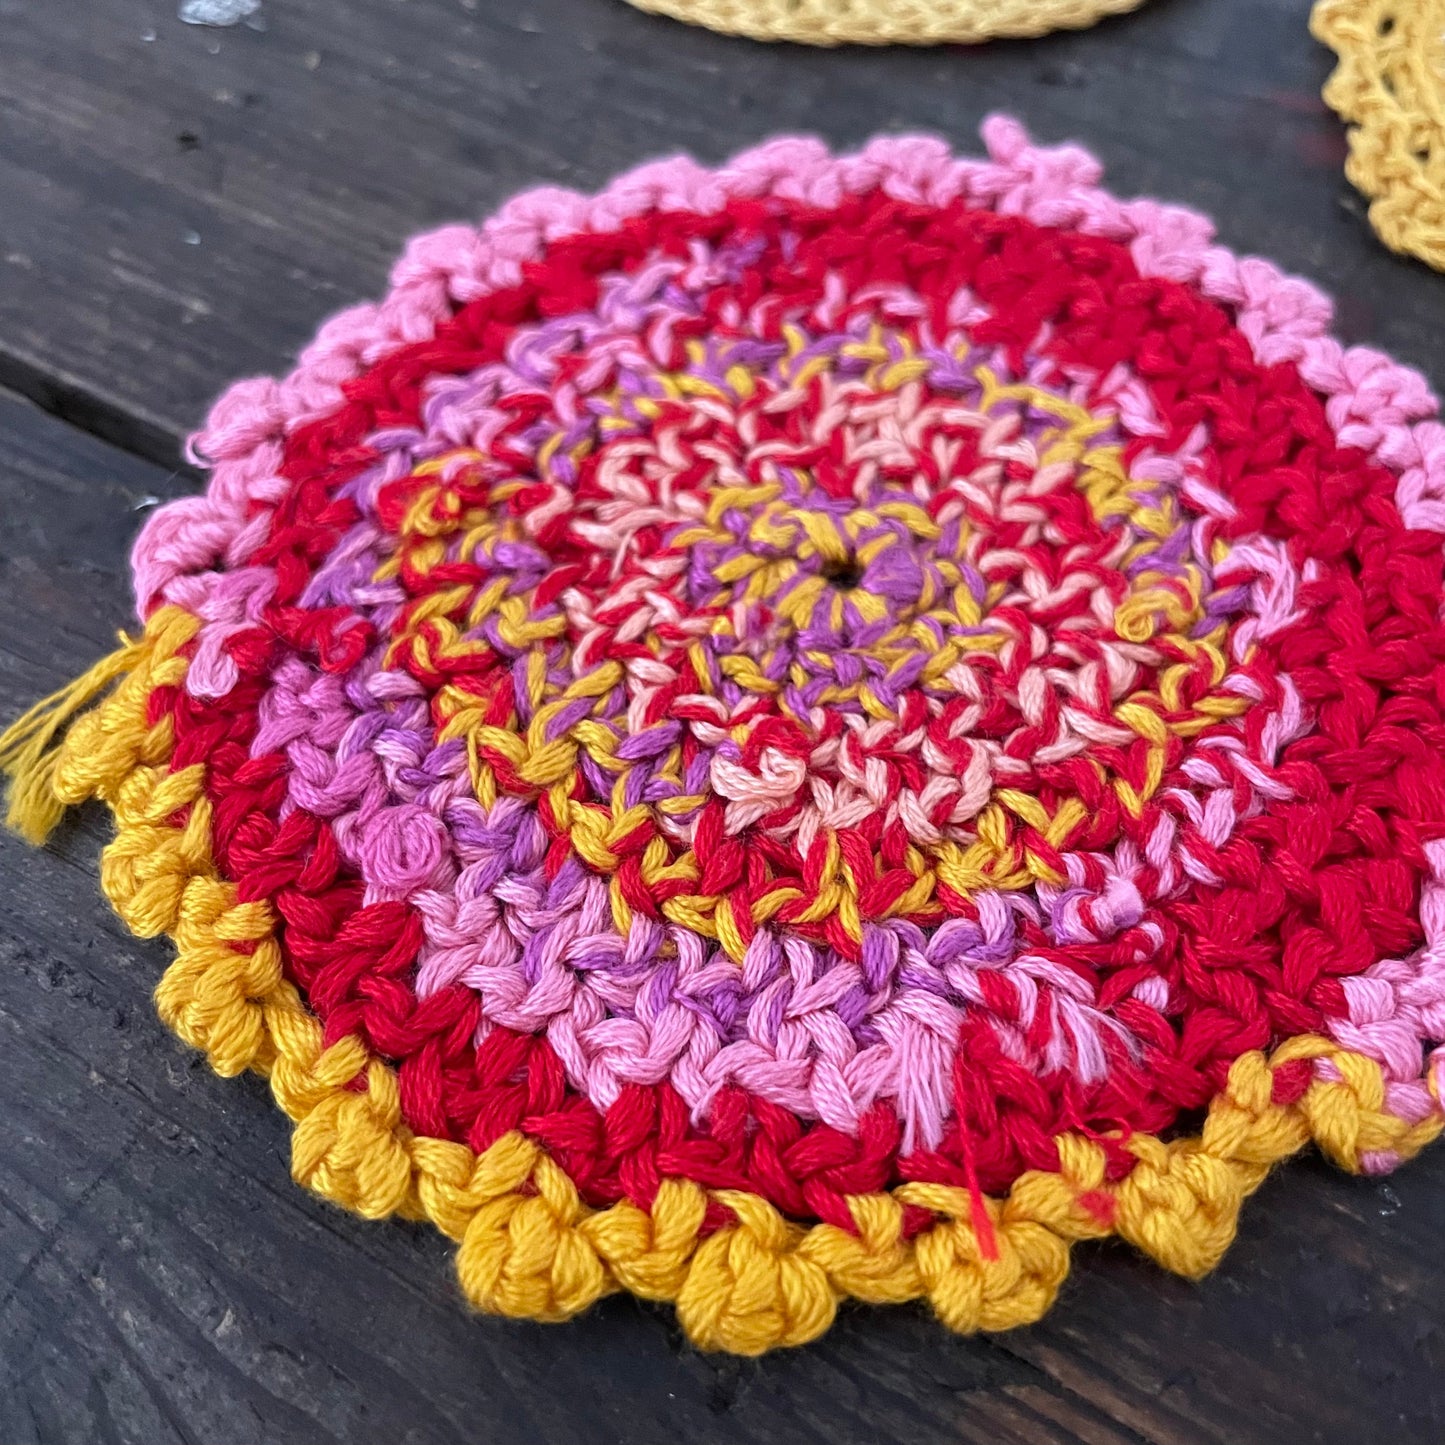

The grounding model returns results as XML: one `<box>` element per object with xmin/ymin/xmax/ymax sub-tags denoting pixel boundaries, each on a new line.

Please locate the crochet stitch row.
<box><xmin>620</xmin><ymin>0</ymin><xmax>1148</xmax><ymax>46</ymax></box>
<box><xmin>1312</xmin><ymin>0</ymin><xmax>1445</xmax><ymax>271</ymax></box>
<box><xmin>6</xmin><ymin>119</ymin><xmax>1445</xmax><ymax>1353</ymax></box>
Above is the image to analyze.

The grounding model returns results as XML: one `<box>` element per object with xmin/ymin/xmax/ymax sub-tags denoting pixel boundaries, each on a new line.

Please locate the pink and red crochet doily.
<box><xmin>15</xmin><ymin>118</ymin><xmax>1445</xmax><ymax>1352</ymax></box>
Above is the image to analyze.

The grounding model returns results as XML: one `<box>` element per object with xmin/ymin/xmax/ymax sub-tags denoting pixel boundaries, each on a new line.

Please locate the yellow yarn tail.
<box><xmin>0</xmin><ymin>635</ymin><xmax>145</xmax><ymax>844</ymax></box>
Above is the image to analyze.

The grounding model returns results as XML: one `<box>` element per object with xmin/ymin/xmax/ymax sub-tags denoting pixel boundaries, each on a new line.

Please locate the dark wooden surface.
<box><xmin>3</xmin><ymin>1</ymin><xmax>1445</xmax><ymax>1440</ymax></box>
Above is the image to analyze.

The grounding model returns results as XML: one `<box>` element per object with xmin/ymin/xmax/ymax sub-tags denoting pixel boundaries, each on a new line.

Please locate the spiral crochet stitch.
<box><xmin>6</xmin><ymin>118</ymin><xmax>1445</xmax><ymax>1355</ymax></box>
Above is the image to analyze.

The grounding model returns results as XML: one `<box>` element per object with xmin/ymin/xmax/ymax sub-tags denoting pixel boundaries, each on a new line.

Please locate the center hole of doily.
<box><xmin>819</xmin><ymin>555</ymin><xmax>865</xmax><ymax>591</ymax></box>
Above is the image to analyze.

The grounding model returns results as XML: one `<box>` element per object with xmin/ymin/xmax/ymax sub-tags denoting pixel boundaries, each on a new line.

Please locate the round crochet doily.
<box><xmin>6</xmin><ymin>118</ymin><xmax>1445</xmax><ymax>1356</ymax></box>
<box><xmin>1312</xmin><ymin>0</ymin><xmax>1445</xmax><ymax>269</ymax></box>
<box><xmin>622</xmin><ymin>0</ymin><xmax>1147</xmax><ymax>45</ymax></box>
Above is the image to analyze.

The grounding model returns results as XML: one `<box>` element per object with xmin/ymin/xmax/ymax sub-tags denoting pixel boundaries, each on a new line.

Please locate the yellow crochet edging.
<box><xmin>5</xmin><ymin>605</ymin><xmax>1442</xmax><ymax>1355</ymax></box>
<box><xmin>1312</xmin><ymin>0</ymin><xmax>1445</xmax><ymax>270</ymax></box>
<box><xmin>621</xmin><ymin>0</ymin><xmax>1147</xmax><ymax>47</ymax></box>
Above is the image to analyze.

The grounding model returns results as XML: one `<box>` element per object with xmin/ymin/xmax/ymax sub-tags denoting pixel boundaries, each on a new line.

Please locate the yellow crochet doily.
<box><xmin>1312</xmin><ymin>0</ymin><xmax>1445</xmax><ymax>270</ymax></box>
<box><xmin>622</xmin><ymin>0</ymin><xmax>1148</xmax><ymax>46</ymax></box>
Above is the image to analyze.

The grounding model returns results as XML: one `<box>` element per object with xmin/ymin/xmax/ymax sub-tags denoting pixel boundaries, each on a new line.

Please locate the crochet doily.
<box><xmin>621</xmin><ymin>0</ymin><xmax>1146</xmax><ymax>44</ymax></box>
<box><xmin>1312</xmin><ymin>0</ymin><xmax>1445</xmax><ymax>270</ymax></box>
<box><xmin>7</xmin><ymin>118</ymin><xmax>1445</xmax><ymax>1356</ymax></box>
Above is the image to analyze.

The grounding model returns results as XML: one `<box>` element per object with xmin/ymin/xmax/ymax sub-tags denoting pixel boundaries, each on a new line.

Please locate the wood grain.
<box><xmin>2</xmin><ymin>0</ymin><xmax>1445</xmax><ymax>1439</ymax></box>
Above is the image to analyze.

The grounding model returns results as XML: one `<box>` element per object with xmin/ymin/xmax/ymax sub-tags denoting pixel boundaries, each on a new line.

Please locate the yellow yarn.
<box><xmin>621</xmin><ymin>0</ymin><xmax>1148</xmax><ymax>45</ymax></box>
<box><xmin>5</xmin><ymin>606</ymin><xmax>1442</xmax><ymax>1354</ymax></box>
<box><xmin>0</xmin><ymin>630</ymin><xmax>151</xmax><ymax>842</ymax></box>
<box><xmin>1312</xmin><ymin>0</ymin><xmax>1445</xmax><ymax>270</ymax></box>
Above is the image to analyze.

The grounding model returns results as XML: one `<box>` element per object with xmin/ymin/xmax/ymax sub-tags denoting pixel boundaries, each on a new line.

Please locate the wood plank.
<box><xmin>0</xmin><ymin>0</ymin><xmax>1440</xmax><ymax>466</ymax></box>
<box><xmin>3</xmin><ymin>386</ymin><xmax>1445</xmax><ymax>1443</ymax></box>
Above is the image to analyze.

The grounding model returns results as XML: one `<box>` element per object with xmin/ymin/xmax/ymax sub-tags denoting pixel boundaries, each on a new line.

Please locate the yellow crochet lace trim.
<box><xmin>7</xmin><ymin>604</ymin><xmax>1441</xmax><ymax>1355</ymax></box>
<box><xmin>621</xmin><ymin>0</ymin><xmax>1148</xmax><ymax>47</ymax></box>
<box><xmin>1312</xmin><ymin>0</ymin><xmax>1445</xmax><ymax>269</ymax></box>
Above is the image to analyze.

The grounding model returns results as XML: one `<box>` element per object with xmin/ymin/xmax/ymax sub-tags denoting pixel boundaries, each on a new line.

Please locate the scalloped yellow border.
<box><xmin>5</xmin><ymin>604</ymin><xmax>1442</xmax><ymax>1355</ymax></box>
<box><xmin>1312</xmin><ymin>0</ymin><xmax>1445</xmax><ymax>270</ymax></box>
<box><xmin>620</xmin><ymin>0</ymin><xmax>1147</xmax><ymax>47</ymax></box>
